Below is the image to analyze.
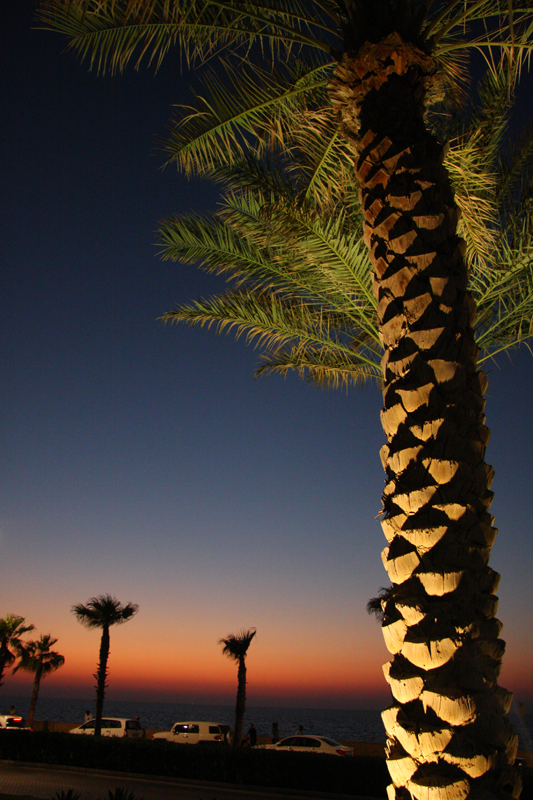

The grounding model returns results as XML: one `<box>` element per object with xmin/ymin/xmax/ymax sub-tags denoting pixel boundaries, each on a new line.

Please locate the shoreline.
<box><xmin>29</xmin><ymin>722</ymin><xmax>532</xmax><ymax>763</ymax></box>
<box><xmin>30</xmin><ymin>721</ymin><xmax>386</xmax><ymax>756</ymax></box>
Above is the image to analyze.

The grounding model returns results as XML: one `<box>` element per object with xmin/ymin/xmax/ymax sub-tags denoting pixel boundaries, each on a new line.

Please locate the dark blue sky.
<box><xmin>1</xmin><ymin>2</ymin><xmax>532</xmax><ymax>708</ymax></box>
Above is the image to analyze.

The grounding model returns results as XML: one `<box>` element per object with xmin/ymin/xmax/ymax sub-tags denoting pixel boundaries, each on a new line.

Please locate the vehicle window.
<box><xmin>82</xmin><ymin>720</ymin><xmax>95</xmax><ymax>730</ymax></box>
<box><xmin>104</xmin><ymin>720</ymin><xmax>121</xmax><ymax>728</ymax></box>
<box><xmin>300</xmin><ymin>738</ymin><xmax>319</xmax><ymax>748</ymax></box>
<box><xmin>126</xmin><ymin>720</ymin><xmax>141</xmax><ymax>730</ymax></box>
<box><xmin>322</xmin><ymin>737</ymin><xmax>340</xmax><ymax>746</ymax></box>
<box><xmin>187</xmin><ymin>725</ymin><xmax>199</xmax><ymax>734</ymax></box>
<box><xmin>278</xmin><ymin>738</ymin><xmax>296</xmax><ymax>747</ymax></box>
<box><xmin>6</xmin><ymin>717</ymin><xmax>27</xmax><ymax>728</ymax></box>
<box><xmin>209</xmin><ymin>726</ymin><xmax>220</xmax><ymax>734</ymax></box>
<box><xmin>173</xmin><ymin>725</ymin><xmax>189</xmax><ymax>734</ymax></box>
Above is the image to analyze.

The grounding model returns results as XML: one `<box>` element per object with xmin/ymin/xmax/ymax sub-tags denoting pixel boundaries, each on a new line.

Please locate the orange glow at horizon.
<box><xmin>7</xmin><ymin>643</ymin><xmax>532</xmax><ymax>709</ymax></box>
<box><xmin>4</xmin><ymin>604</ymin><xmax>532</xmax><ymax>711</ymax></box>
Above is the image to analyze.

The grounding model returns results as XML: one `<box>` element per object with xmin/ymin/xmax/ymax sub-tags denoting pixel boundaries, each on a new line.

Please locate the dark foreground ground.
<box><xmin>2</xmin><ymin>724</ymin><xmax>530</xmax><ymax>800</ymax></box>
<box><xmin>0</xmin><ymin>761</ymin><xmax>381</xmax><ymax>800</ymax></box>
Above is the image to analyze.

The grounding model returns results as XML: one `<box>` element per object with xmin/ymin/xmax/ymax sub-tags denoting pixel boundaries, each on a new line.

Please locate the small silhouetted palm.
<box><xmin>219</xmin><ymin>628</ymin><xmax>256</xmax><ymax>747</ymax></box>
<box><xmin>13</xmin><ymin>634</ymin><xmax>65</xmax><ymax>726</ymax></box>
<box><xmin>0</xmin><ymin>615</ymin><xmax>35</xmax><ymax>689</ymax></box>
<box><xmin>72</xmin><ymin>595</ymin><xmax>138</xmax><ymax>736</ymax></box>
<box><xmin>367</xmin><ymin>586</ymin><xmax>400</xmax><ymax>628</ymax></box>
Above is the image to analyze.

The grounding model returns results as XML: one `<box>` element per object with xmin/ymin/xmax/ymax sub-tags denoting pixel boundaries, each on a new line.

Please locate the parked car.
<box><xmin>258</xmin><ymin>735</ymin><xmax>353</xmax><ymax>756</ymax></box>
<box><xmin>69</xmin><ymin>718</ymin><xmax>145</xmax><ymax>738</ymax></box>
<box><xmin>152</xmin><ymin>721</ymin><xmax>226</xmax><ymax>744</ymax></box>
<box><xmin>0</xmin><ymin>714</ymin><xmax>31</xmax><ymax>730</ymax></box>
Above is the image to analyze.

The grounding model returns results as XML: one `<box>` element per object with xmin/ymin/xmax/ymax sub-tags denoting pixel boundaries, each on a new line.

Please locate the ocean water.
<box><xmin>2</xmin><ymin>696</ymin><xmax>532</xmax><ymax>750</ymax></box>
<box><xmin>1</xmin><ymin>696</ymin><xmax>384</xmax><ymax>742</ymax></box>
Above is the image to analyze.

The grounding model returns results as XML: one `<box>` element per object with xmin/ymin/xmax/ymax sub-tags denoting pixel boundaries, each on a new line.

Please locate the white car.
<box><xmin>69</xmin><ymin>718</ymin><xmax>145</xmax><ymax>738</ymax></box>
<box><xmin>0</xmin><ymin>714</ymin><xmax>31</xmax><ymax>730</ymax></box>
<box><xmin>259</xmin><ymin>735</ymin><xmax>353</xmax><ymax>756</ymax></box>
<box><xmin>152</xmin><ymin>721</ymin><xmax>226</xmax><ymax>744</ymax></box>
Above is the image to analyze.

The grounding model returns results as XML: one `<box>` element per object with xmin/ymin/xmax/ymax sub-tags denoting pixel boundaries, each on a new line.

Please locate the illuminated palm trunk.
<box><xmin>331</xmin><ymin>34</ymin><xmax>520</xmax><ymax>800</ymax></box>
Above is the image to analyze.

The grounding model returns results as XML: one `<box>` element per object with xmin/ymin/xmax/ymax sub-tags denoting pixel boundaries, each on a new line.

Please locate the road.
<box><xmin>0</xmin><ymin>762</ymin><xmax>379</xmax><ymax>800</ymax></box>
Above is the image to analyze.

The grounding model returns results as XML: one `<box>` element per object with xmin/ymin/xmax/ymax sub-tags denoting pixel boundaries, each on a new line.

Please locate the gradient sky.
<box><xmin>1</xmin><ymin>2</ymin><xmax>532</xmax><ymax>712</ymax></box>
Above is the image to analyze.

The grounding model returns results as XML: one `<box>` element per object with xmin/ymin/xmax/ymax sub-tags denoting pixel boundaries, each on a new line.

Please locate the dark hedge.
<box><xmin>0</xmin><ymin>731</ymin><xmax>388</xmax><ymax>797</ymax></box>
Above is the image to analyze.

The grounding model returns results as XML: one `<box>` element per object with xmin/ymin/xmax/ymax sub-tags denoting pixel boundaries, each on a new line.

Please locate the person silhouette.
<box><xmin>248</xmin><ymin>723</ymin><xmax>257</xmax><ymax>747</ymax></box>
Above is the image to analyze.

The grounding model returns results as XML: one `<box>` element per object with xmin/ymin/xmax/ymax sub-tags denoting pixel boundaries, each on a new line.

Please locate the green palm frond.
<box><xmin>159</xmin><ymin>210</ymin><xmax>278</xmax><ymax>286</ymax></box>
<box><xmin>163</xmin><ymin>289</ymin><xmax>381</xmax><ymax>383</ymax></box>
<box><xmin>440</xmin><ymin>54</ymin><xmax>523</xmax><ymax>273</ymax></box>
<box><xmin>283</xmin><ymin>108</ymin><xmax>357</xmax><ymax>208</ymax></box>
<box><xmin>161</xmin><ymin>140</ymin><xmax>372</xmax><ymax>296</ymax></box>
<box><xmin>39</xmin><ymin>0</ymin><xmax>533</xmax><ymax>73</ymax></box>
<box><xmin>445</xmin><ymin>140</ymin><xmax>498</xmax><ymax>269</ymax></box>
<box><xmin>474</xmin><ymin>217</ymin><xmax>533</xmax><ymax>359</ymax></box>
<box><xmin>162</xmin><ymin>290</ymin><xmax>350</xmax><ymax>354</ymax></box>
<box><xmin>159</xmin><ymin>189</ymin><xmax>340</xmax><ymax>296</ymax></box>
<box><xmin>163</xmin><ymin>57</ymin><xmax>334</xmax><ymax>176</ymax></box>
<box><xmin>425</xmin><ymin>0</ymin><xmax>533</xmax><ymax>62</ymax></box>
<box><xmin>255</xmin><ymin>343</ymin><xmax>382</xmax><ymax>387</ymax></box>
<box><xmin>497</xmin><ymin>123</ymin><xmax>533</xmax><ymax>232</ymax></box>
<box><xmin>37</xmin><ymin>0</ymin><xmax>339</xmax><ymax>74</ymax></box>
<box><xmin>159</xmin><ymin>154</ymin><xmax>379</xmax><ymax>344</ymax></box>
<box><xmin>38</xmin><ymin>1</ymin><xmax>203</xmax><ymax>72</ymax></box>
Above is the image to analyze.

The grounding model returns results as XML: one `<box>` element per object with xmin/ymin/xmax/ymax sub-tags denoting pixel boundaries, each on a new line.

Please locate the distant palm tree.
<box><xmin>367</xmin><ymin>587</ymin><xmax>395</xmax><ymax>624</ymax></box>
<box><xmin>13</xmin><ymin>634</ymin><xmax>65</xmax><ymax>726</ymax></box>
<box><xmin>0</xmin><ymin>615</ymin><xmax>35</xmax><ymax>689</ymax></box>
<box><xmin>219</xmin><ymin>628</ymin><xmax>256</xmax><ymax>748</ymax></box>
<box><xmin>72</xmin><ymin>594</ymin><xmax>138</xmax><ymax>736</ymax></box>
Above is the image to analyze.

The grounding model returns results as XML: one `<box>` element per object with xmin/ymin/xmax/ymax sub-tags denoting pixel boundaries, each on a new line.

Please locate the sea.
<box><xmin>2</xmin><ymin>696</ymin><xmax>532</xmax><ymax>750</ymax></box>
<box><xmin>1</xmin><ymin>697</ymin><xmax>385</xmax><ymax>742</ymax></box>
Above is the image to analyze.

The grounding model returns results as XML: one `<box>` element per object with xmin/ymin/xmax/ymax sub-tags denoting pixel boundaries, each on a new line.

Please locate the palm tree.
<box><xmin>219</xmin><ymin>628</ymin><xmax>256</xmax><ymax>747</ymax></box>
<box><xmin>159</xmin><ymin>95</ymin><xmax>532</xmax><ymax>793</ymax></box>
<box><xmin>160</xmin><ymin>100</ymin><xmax>533</xmax><ymax>794</ymax></box>
<box><xmin>38</xmin><ymin>3</ymin><xmax>533</xmax><ymax>797</ymax></box>
<box><xmin>0</xmin><ymin>615</ymin><xmax>35</xmax><ymax>689</ymax></box>
<box><xmin>12</xmin><ymin>634</ymin><xmax>65</xmax><ymax>727</ymax></box>
<box><xmin>72</xmin><ymin>595</ymin><xmax>138</xmax><ymax>736</ymax></box>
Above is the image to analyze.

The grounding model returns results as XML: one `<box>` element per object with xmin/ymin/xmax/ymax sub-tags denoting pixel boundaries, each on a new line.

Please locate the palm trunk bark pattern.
<box><xmin>330</xmin><ymin>33</ymin><xmax>520</xmax><ymax>800</ymax></box>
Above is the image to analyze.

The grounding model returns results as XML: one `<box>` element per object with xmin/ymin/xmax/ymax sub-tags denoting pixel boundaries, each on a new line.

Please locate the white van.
<box><xmin>69</xmin><ymin>717</ymin><xmax>145</xmax><ymax>738</ymax></box>
<box><xmin>152</xmin><ymin>721</ymin><xmax>225</xmax><ymax>744</ymax></box>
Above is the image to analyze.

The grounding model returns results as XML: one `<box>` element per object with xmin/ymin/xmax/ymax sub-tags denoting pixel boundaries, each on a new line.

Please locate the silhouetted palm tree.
<box><xmin>219</xmin><ymin>628</ymin><xmax>256</xmax><ymax>747</ymax></box>
<box><xmin>72</xmin><ymin>594</ymin><xmax>138</xmax><ymax>736</ymax></box>
<box><xmin>0</xmin><ymin>615</ymin><xmax>35</xmax><ymax>689</ymax></box>
<box><xmin>367</xmin><ymin>587</ymin><xmax>395</xmax><ymax>624</ymax></box>
<box><xmin>13</xmin><ymin>634</ymin><xmax>65</xmax><ymax>726</ymax></box>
